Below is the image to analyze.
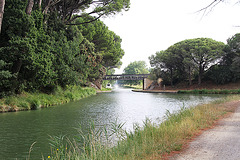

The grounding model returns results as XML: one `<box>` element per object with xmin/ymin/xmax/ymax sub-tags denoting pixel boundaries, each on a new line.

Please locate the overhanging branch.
<box><xmin>66</xmin><ymin>14</ymin><xmax>103</xmax><ymax>25</ymax></box>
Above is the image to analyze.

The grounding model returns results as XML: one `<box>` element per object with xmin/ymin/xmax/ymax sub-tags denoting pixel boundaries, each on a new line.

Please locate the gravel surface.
<box><xmin>171</xmin><ymin>105</ymin><xmax>240</xmax><ymax>160</ymax></box>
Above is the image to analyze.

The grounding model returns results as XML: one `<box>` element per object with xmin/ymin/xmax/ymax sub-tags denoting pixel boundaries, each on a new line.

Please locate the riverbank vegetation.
<box><xmin>178</xmin><ymin>89</ymin><xmax>240</xmax><ymax>94</ymax></box>
<box><xmin>0</xmin><ymin>0</ymin><xmax>129</xmax><ymax>98</ymax></box>
<box><xmin>46</xmin><ymin>95</ymin><xmax>240</xmax><ymax>160</ymax></box>
<box><xmin>0</xmin><ymin>86</ymin><xmax>96</xmax><ymax>112</ymax></box>
<box><xmin>149</xmin><ymin>35</ymin><xmax>240</xmax><ymax>88</ymax></box>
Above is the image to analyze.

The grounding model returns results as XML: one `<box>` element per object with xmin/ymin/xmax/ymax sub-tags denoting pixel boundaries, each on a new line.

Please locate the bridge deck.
<box><xmin>103</xmin><ymin>74</ymin><xmax>150</xmax><ymax>80</ymax></box>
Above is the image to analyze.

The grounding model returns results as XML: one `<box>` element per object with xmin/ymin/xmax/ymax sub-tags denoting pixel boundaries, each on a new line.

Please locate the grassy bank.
<box><xmin>0</xmin><ymin>86</ymin><xmax>96</xmax><ymax>112</ymax></box>
<box><xmin>178</xmin><ymin>89</ymin><xmax>240</xmax><ymax>94</ymax></box>
<box><xmin>46</xmin><ymin>95</ymin><xmax>240</xmax><ymax>160</ymax></box>
<box><xmin>122</xmin><ymin>84</ymin><xmax>142</xmax><ymax>89</ymax></box>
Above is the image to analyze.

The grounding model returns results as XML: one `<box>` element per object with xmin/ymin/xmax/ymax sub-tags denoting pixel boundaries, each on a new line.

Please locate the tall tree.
<box><xmin>26</xmin><ymin>0</ymin><xmax>34</xmax><ymax>15</ymax></box>
<box><xmin>181</xmin><ymin>38</ymin><xmax>225</xmax><ymax>85</ymax></box>
<box><xmin>225</xmin><ymin>33</ymin><xmax>240</xmax><ymax>79</ymax></box>
<box><xmin>77</xmin><ymin>18</ymin><xmax>124</xmax><ymax>67</ymax></box>
<box><xmin>42</xmin><ymin>0</ymin><xmax>130</xmax><ymax>25</ymax></box>
<box><xmin>165</xmin><ymin>41</ymin><xmax>199</xmax><ymax>86</ymax></box>
<box><xmin>0</xmin><ymin>0</ymin><xmax>5</xmax><ymax>33</ymax></box>
<box><xmin>150</xmin><ymin>38</ymin><xmax>225</xmax><ymax>86</ymax></box>
<box><xmin>149</xmin><ymin>50</ymin><xmax>183</xmax><ymax>86</ymax></box>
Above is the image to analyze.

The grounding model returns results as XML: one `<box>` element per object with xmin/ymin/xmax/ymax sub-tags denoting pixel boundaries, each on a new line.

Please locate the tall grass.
<box><xmin>178</xmin><ymin>89</ymin><xmax>240</xmax><ymax>94</ymax></box>
<box><xmin>0</xmin><ymin>86</ymin><xmax>96</xmax><ymax>112</ymax></box>
<box><xmin>46</xmin><ymin>95</ymin><xmax>240</xmax><ymax>160</ymax></box>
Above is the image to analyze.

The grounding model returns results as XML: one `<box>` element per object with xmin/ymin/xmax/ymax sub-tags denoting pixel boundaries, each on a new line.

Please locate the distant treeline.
<box><xmin>149</xmin><ymin>36</ymin><xmax>240</xmax><ymax>86</ymax></box>
<box><xmin>0</xmin><ymin>0</ymin><xmax>130</xmax><ymax>98</ymax></box>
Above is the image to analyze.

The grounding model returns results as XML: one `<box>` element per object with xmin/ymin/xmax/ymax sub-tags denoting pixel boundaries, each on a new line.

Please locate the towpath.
<box><xmin>171</xmin><ymin>101</ymin><xmax>240</xmax><ymax>160</ymax></box>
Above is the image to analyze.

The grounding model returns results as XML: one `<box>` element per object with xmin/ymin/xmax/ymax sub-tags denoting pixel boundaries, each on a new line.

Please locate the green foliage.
<box><xmin>205</xmin><ymin>65</ymin><xmax>234</xmax><ymax>84</ymax></box>
<box><xmin>149</xmin><ymin>50</ymin><xmax>184</xmax><ymax>86</ymax></box>
<box><xmin>178</xmin><ymin>89</ymin><xmax>240</xmax><ymax>94</ymax></box>
<box><xmin>123</xmin><ymin>61</ymin><xmax>149</xmax><ymax>85</ymax></box>
<box><xmin>45</xmin><ymin>0</ymin><xmax>130</xmax><ymax>25</ymax></box>
<box><xmin>224</xmin><ymin>33</ymin><xmax>240</xmax><ymax>80</ymax></box>
<box><xmin>1</xmin><ymin>0</ymin><xmax>126</xmax><ymax>96</ymax></box>
<box><xmin>0</xmin><ymin>60</ymin><xmax>15</xmax><ymax>98</ymax></box>
<box><xmin>78</xmin><ymin>18</ymin><xmax>124</xmax><ymax>67</ymax></box>
<box><xmin>48</xmin><ymin>119</ymin><xmax>125</xmax><ymax>160</ymax></box>
<box><xmin>150</xmin><ymin>38</ymin><xmax>225</xmax><ymax>86</ymax></box>
<box><xmin>0</xmin><ymin>86</ymin><xmax>96</xmax><ymax>112</ymax></box>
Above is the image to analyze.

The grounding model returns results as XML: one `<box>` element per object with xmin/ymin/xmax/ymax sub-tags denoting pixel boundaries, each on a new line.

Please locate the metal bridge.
<box><xmin>103</xmin><ymin>74</ymin><xmax>151</xmax><ymax>90</ymax></box>
<box><xmin>103</xmin><ymin>74</ymin><xmax>150</xmax><ymax>81</ymax></box>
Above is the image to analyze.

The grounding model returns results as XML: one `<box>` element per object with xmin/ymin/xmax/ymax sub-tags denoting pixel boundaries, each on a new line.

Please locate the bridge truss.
<box><xmin>103</xmin><ymin>74</ymin><xmax>151</xmax><ymax>90</ymax></box>
<box><xmin>103</xmin><ymin>74</ymin><xmax>150</xmax><ymax>81</ymax></box>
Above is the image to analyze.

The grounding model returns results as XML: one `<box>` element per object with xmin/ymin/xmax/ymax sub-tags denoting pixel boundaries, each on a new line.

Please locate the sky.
<box><xmin>102</xmin><ymin>0</ymin><xmax>240</xmax><ymax>74</ymax></box>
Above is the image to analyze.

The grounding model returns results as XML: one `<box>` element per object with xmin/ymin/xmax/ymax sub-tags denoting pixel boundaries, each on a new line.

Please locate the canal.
<box><xmin>0</xmin><ymin>88</ymin><xmax>227</xmax><ymax>159</ymax></box>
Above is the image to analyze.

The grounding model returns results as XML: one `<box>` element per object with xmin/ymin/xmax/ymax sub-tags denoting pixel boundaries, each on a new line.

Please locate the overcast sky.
<box><xmin>102</xmin><ymin>0</ymin><xmax>240</xmax><ymax>74</ymax></box>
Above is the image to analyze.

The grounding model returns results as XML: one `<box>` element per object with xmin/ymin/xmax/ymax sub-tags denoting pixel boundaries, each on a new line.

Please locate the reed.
<box><xmin>46</xmin><ymin>95</ymin><xmax>240</xmax><ymax>160</ymax></box>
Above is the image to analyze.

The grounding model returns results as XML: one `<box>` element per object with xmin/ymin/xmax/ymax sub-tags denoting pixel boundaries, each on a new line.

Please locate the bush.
<box><xmin>205</xmin><ymin>65</ymin><xmax>234</xmax><ymax>84</ymax></box>
<box><xmin>29</xmin><ymin>98</ymin><xmax>41</xmax><ymax>110</ymax></box>
<box><xmin>0</xmin><ymin>60</ymin><xmax>15</xmax><ymax>98</ymax></box>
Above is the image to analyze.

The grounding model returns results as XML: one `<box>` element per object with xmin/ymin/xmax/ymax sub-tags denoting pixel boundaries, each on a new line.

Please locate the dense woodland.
<box><xmin>149</xmin><ymin>36</ymin><xmax>240</xmax><ymax>86</ymax></box>
<box><xmin>0</xmin><ymin>0</ymin><xmax>130</xmax><ymax>98</ymax></box>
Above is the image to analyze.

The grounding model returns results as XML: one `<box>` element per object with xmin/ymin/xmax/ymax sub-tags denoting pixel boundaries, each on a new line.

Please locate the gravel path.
<box><xmin>171</xmin><ymin>105</ymin><xmax>240</xmax><ymax>160</ymax></box>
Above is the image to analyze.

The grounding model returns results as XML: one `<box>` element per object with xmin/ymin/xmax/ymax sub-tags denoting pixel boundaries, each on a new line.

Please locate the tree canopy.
<box><xmin>149</xmin><ymin>38</ymin><xmax>225</xmax><ymax>86</ymax></box>
<box><xmin>41</xmin><ymin>0</ymin><xmax>130</xmax><ymax>25</ymax></box>
<box><xmin>0</xmin><ymin>0</ymin><xmax>128</xmax><ymax>97</ymax></box>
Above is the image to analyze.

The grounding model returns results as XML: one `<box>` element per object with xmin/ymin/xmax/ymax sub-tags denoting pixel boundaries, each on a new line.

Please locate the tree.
<box><xmin>0</xmin><ymin>0</ymin><xmax>5</xmax><ymax>33</ymax></box>
<box><xmin>224</xmin><ymin>33</ymin><xmax>240</xmax><ymax>79</ymax></box>
<box><xmin>123</xmin><ymin>61</ymin><xmax>149</xmax><ymax>85</ymax></box>
<box><xmin>150</xmin><ymin>51</ymin><xmax>175</xmax><ymax>86</ymax></box>
<box><xmin>77</xmin><ymin>18</ymin><xmax>124</xmax><ymax>67</ymax></box>
<box><xmin>149</xmin><ymin>38</ymin><xmax>225</xmax><ymax>86</ymax></box>
<box><xmin>41</xmin><ymin>0</ymin><xmax>130</xmax><ymax>25</ymax></box>
<box><xmin>26</xmin><ymin>0</ymin><xmax>34</xmax><ymax>15</ymax></box>
<box><xmin>184</xmin><ymin>38</ymin><xmax>225</xmax><ymax>84</ymax></box>
<box><xmin>0</xmin><ymin>0</ymin><xmax>126</xmax><ymax>96</ymax></box>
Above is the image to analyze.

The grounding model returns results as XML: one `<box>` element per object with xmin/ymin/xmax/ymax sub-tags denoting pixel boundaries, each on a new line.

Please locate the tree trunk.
<box><xmin>198</xmin><ymin>65</ymin><xmax>203</xmax><ymax>85</ymax></box>
<box><xmin>188</xmin><ymin>66</ymin><xmax>192</xmax><ymax>86</ymax></box>
<box><xmin>12</xmin><ymin>58</ymin><xmax>22</xmax><ymax>74</ymax></box>
<box><xmin>0</xmin><ymin>0</ymin><xmax>5</xmax><ymax>33</ymax></box>
<box><xmin>38</xmin><ymin>0</ymin><xmax>42</xmax><ymax>9</ymax></box>
<box><xmin>170</xmin><ymin>68</ymin><xmax>173</xmax><ymax>87</ymax></box>
<box><xmin>26</xmin><ymin>0</ymin><xmax>34</xmax><ymax>15</ymax></box>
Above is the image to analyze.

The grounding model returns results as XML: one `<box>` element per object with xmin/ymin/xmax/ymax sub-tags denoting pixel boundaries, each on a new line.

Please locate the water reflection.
<box><xmin>0</xmin><ymin>88</ymin><xmax>226</xmax><ymax>159</ymax></box>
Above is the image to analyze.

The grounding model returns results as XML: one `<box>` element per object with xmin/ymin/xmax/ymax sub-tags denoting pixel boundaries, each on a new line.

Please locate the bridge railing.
<box><xmin>103</xmin><ymin>74</ymin><xmax>150</xmax><ymax>80</ymax></box>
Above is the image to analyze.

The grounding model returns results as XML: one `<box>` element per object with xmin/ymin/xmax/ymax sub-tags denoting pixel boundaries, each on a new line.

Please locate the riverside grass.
<box><xmin>123</xmin><ymin>84</ymin><xmax>142</xmax><ymax>89</ymax></box>
<box><xmin>46</xmin><ymin>95</ymin><xmax>240</xmax><ymax>160</ymax></box>
<box><xmin>0</xmin><ymin>86</ymin><xmax>96</xmax><ymax>112</ymax></box>
<box><xmin>178</xmin><ymin>89</ymin><xmax>240</xmax><ymax>94</ymax></box>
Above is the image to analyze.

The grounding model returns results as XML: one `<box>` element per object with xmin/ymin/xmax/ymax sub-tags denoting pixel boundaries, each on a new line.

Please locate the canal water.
<box><xmin>0</xmin><ymin>88</ymin><xmax>227</xmax><ymax>159</ymax></box>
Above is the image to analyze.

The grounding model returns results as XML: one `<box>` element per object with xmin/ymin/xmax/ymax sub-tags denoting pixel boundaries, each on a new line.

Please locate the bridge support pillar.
<box><xmin>93</xmin><ymin>79</ymin><xmax>102</xmax><ymax>90</ymax></box>
<box><xmin>143</xmin><ymin>78</ymin><xmax>154</xmax><ymax>90</ymax></box>
<box><xmin>143</xmin><ymin>79</ymin><xmax>145</xmax><ymax>90</ymax></box>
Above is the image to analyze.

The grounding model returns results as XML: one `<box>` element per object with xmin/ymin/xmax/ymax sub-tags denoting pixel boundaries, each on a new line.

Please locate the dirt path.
<box><xmin>171</xmin><ymin>103</ymin><xmax>240</xmax><ymax>160</ymax></box>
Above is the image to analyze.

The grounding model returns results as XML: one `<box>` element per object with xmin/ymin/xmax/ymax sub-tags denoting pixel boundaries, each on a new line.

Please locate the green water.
<box><xmin>0</xmin><ymin>88</ymin><xmax>227</xmax><ymax>159</ymax></box>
